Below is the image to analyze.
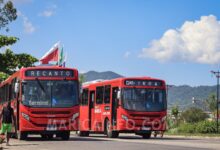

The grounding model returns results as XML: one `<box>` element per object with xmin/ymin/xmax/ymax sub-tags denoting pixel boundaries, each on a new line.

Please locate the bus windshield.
<box><xmin>22</xmin><ymin>80</ymin><xmax>79</xmax><ymax>108</ymax></box>
<box><xmin>122</xmin><ymin>88</ymin><xmax>166</xmax><ymax>112</ymax></box>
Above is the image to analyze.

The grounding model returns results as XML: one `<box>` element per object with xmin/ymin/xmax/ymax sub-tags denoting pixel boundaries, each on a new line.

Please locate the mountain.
<box><xmin>168</xmin><ymin>85</ymin><xmax>216</xmax><ymax>110</ymax></box>
<box><xmin>82</xmin><ymin>71</ymin><xmax>123</xmax><ymax>82</ymax></box>
<box><xmin>82</xmin><ymin>71</ymin><xmax>216</xmax><ymax>110</ymax></box>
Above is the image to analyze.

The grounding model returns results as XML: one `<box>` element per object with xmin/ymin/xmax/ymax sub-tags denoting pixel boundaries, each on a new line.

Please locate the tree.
<box><xmin>0</xmin><ymin>71</ymin><xmax>9</xmax><ymax>81</ymax></box>
<box><xmin>0</xmin><ymin>49</ymin><xmax>17</xmax><ymax>74</ymax></box>
<box><xmin>16</xmin><ymin>53</ymin><xmax>38</xmax><ymax>69</ymax></box>
<box><xmin>0</xmin><ymin>0</ymin><xmax>17</xmax><ymax>31</ymax></box>
<box><xmin>171</xmin><ymin>105</ymin><xmax>179</xmax><ymax>120</ymax></box>
<box><xmin>0</xmin><ymin>0</ymin><xmax>18</xmax><ymax>49</ymax></box>
<box><xmin>206</xmin><ymin>93</ymin><xmax>216</xmax><ymax>113</ymax></box>
<box><xmin>0</xmin><ymin>49</ymin><xmax>38</xmax><ymax>81</ymax></box>
<box><xmin>171</xmin><ymin>105</ymin><xmax>179</xmax><ymax>126</ymax></box>
<box><xmin>79</xmin><ymin>74</ymin><xmax>85</xmax><ymax>84</ymax></box>
<box><xmin>181</xmin><ymin>107</ymin><xmax>208</xmax><ymax>123</ymax></box>
<box><xmin>0</xmin><ymin>35</ymin><xmax>18</xmax><ymax>48</ymax></box>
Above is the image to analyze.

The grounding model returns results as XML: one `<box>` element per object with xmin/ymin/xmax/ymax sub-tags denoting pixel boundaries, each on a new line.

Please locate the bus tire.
<box><xmin>142</xmin><ymin>132</ymin><xmax>151</xmax><ymax>139</ymax></box>
<box><xmin>61</xmin><ymin>131</ymin><xmax>70</xmax><ymax>140</ymax></box>
<box><xmin>18</xmin><ymin>131</ymin><xmax>27</xmax><ymax>140</ymax></box>
<box><xmin>105</xmin><ymin>119</ymin><xmax>119</xmax><ymax>138</ymax></box>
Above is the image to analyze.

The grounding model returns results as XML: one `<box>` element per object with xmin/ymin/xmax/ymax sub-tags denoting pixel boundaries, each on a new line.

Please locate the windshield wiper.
<box><xmin>35</xmin><ymin>78</ymin><xmax>46</xmax><ymax>93</ymax></box>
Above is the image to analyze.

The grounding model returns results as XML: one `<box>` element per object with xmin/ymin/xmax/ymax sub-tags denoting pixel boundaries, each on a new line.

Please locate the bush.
<box><xmin>169</xmin><ymin>121</ymin><xmax>219</xmax><ymax>134</ymax></box>
<box><xmin>196</xmin><ymin>121</ymin><xmax>217</xmax><ymax>133</ymax></box>
<box><xmin>181</xmin><ymin>107</ymin><xmax>208</xmax><ymax>123</ymax></box>
<box><xmin>177</xmin><ymin>123</ymin><xmax>196</xmax><ymax>134</ymax></box>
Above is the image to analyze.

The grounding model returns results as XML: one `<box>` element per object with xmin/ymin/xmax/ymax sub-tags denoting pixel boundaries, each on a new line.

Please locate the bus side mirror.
<box><xmin>117</xmin><ymin>90</ymin><xmax>121</xmax><ymax>100</ymax></box>
<box><xmin>14</xmin><ymin>82</ymin><xmax>19</xmax><ymax>93</ymax></box>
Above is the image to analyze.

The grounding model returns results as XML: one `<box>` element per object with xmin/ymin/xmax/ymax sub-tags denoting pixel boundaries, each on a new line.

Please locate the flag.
<box><xmin>40</xmin><ymin>42</ymin><xmax>60</xmax><ymax>64</ymax></box>
<box><xmin>58</xmin><ymin>46</ymin><xmax>64</xmax><ymax>66</ymax></box>
<box><xmin>62</xmin><ymin>52</ymin><xmax>67</xmax><ymax>67</ymax></box>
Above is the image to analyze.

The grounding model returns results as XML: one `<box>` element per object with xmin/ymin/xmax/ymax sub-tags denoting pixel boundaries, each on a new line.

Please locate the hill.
<box><xmin>82</xmin><ymin>71</ymin><xmax>123</xmax><ymax>82</ymax></box>
<box><xmin>168</xmin><ymin>85</ymin><xmax>216</xmax><ymax>110</ymax></box>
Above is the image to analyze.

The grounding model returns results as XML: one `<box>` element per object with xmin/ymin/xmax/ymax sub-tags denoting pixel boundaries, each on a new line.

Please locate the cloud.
<box><xmin>139</xmin><ymin>15</ymin><xmax>220</xmax><ymax>64</ymax></box>
<box><xmin>124</xmin><ymin>51</ymin><xmax>131</xmax><ymax>58</ymax></box>
<box><xmin>18</xmin><ymin>11</ymin><xmax>36</xmax><ymax>34</ymax></box>
<box><xmin>40</xmin><ymin>10</ymin><xmax>54</xmax><ymax>17</ymax></box>
<box><xmin>23</xmin><ymin>16</ymin><xmax>35</xmax><ymax>34</ymax></box>
<box><xmin>39</xmin><ymin>4</ymin><xmax>57</xmax><ymax>17</ymax></box>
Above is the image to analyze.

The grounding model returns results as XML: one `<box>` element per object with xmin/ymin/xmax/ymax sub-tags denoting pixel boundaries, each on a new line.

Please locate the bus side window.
<box><xmin>11</xmin><ymin>78</ymin><xmax>17</xmax><ymax>99</ymax></box>
<box><xmin>104</xmin><ymin>85</ymin><xmax>111</xmax><ymax>104</ymax></box>
<box><xmin>9</xmin><ymin>84</ymin><xmax>12</xmax><ymax>101</ymax></box>
<box><xmin>96</xmin><ymin>86</ymin><xmax>104</xmax><ymax>104</ymax></box>
<box><xmin>81</xmin><ymin>89</ymin><xmax>89</xmax><ymax>105</ymax></box>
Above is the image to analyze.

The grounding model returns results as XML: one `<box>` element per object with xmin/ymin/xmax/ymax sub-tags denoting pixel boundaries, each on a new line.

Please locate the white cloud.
<box><xmin>40</xmin><ymin>10</ymin><xmax>54</xmax><ymax>17</ymax></box>
<box><xmin>23</xmin><ymin>16</ymin><xmax>35</xmax><ymax>34</ymax></box>
<box><xmin>139</xmin><ymin>15</ymin><xmax>220</xmax><ymax>64</ymax></box>
<box><xmin>39</xmin><ymin>4</ymin><xmax>57</xmax><ymax>17</ymax></box>
<box><xmin>18</xmin><ymin>11</ymin><xmax>36</xmax><ymax>34</ymax></box>
<box><xmin>124</xmin><ymin>51</ymin><xmax>131</xmax><ymax>58</ymax></box>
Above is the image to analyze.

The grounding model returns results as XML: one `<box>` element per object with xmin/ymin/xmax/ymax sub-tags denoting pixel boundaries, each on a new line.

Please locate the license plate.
<box><xmin>142</xmin><ymin>127</ymin><xmax>151</xmax><ymax>131</ymax></box>
<box><xmin>46</xmin><ymin>125</ymin><xmax>57</xmax><ymax>131</ymax></box>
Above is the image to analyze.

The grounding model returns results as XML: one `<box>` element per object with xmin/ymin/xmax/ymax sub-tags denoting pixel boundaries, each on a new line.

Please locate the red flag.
<box><xmin>40</xmin><ymin>42</ymin><xmax>60</xmax><ymax>64</ymax></box>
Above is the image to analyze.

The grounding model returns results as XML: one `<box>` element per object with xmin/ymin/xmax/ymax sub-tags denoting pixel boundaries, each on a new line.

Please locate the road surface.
<box><xmin>1</xmin><ymin>133</ymin><xmax>220</xmax><ymax>150</ymax></box>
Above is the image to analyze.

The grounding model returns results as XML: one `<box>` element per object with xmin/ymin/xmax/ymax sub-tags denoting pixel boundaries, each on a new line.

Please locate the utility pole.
<box><xmin>211</xmin><ymin>70</ymin><xmax>220</xmax><ymax>133</ymax></box>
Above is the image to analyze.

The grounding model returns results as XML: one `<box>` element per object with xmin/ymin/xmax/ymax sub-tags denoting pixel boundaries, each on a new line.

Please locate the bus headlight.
<box><xmin>72</xmin><ymin>113</ymin><xmax>79</xmax><ymax>121</ymax></box>
<box><xmin>22</xmin><ymin>113</ymin><xmax>30</xmax><ymax>121</ymax></box>
<box><xmin>122</xmin><ymin>114</ymin><xmax>128</xmax><ymax>121</ymax></box>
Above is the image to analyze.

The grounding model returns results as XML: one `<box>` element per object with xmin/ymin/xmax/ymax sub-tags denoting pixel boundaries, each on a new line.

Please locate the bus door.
<box><xmin>89</xmin><ymin>91</ymin><xmax>95</xmax><ymax>130</ymax></box>
<box><xmin>93</xmin><ymin>86</ymin><xmax>104</xmax><ymax>131</ymax></box>
<box><xmin>111</xmin><ymin>87</ymin><xmax>119</xmax><ymax>129</ymax></box>
<box><xmin>80</xmin><ymin>89</ymin><xmax>89</xmax><ymax>131</ymax></box>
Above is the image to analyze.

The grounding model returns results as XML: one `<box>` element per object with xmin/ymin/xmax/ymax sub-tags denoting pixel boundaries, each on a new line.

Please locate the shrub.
<box><xmin>181</xmin><ymin>107</ymin><xmax>208</xmax><ymax>123</ymax></box>
<box><xmin>177</xmin><ymin>123</ymin><xmax>196</xmax><ymax>133</ymax></box>
<box><xmin>196</xmin><ymin>121</ymin><xmax>217</xmax><ymax>134</ymax></box>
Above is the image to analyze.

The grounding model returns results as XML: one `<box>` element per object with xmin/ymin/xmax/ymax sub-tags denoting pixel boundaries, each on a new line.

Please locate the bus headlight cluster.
<box><xmin>72</xmin><ymin>113</ymin><xmax>79</xmax><ymax>121</ymax></box>
<box><xmin>22</xmin><ymin>112</ymin><xmax>30</xmax><ymax>121</ymax></box>
<box><xmin>121</xmin><ymin>114</ymin><xmax>128</xmax><ymax>121</ymax></box>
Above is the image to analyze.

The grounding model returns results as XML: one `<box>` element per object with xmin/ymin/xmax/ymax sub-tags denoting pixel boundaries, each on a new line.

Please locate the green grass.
<box><xmin>165</xmin><ymin>131</ymin><xmax>220</xmax><ymax>137</ymax></box>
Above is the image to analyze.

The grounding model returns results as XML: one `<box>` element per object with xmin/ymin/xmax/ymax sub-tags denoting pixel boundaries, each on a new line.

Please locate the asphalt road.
<box><xmin>1</xmin><ymin>133</ymin><xmax>220</xmax><ymax>150</ymax></box>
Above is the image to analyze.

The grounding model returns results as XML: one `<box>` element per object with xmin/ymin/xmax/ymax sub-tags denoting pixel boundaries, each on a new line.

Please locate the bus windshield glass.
<box><xmin>122</xmin><ymin>88</ymin><xmax>166</xmax><ymax>112</ymax></box>
<box><xmin>22</xmin><ymin>80</ymin><xmax>78</xmax><ymax>108</ymax></box>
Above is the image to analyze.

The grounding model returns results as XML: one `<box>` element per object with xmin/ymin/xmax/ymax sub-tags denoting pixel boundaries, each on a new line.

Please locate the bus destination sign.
<box><xmin>124</xmin><ymin>80</ymin><xmax>163</xmax><ymax>87</ymax></box>
<box><xmin>25</xmin><ymin>70</ymin><xmax>74</xmax><ymax>78</ymax></box>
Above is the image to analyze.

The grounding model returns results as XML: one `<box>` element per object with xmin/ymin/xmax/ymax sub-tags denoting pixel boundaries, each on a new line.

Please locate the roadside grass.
<box><xmin>165</xmin><ymin>131</ymin><xmax>220</xmax><ymax>137</ymax></box>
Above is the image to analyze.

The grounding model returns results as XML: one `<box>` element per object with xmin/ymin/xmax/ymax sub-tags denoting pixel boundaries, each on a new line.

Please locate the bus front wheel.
<box><xmin>105</xmin><ymin>119</ymin><xmax>119</xmax><ymax>138</ymax></box>
<box><xmin>141</xmin><ymin>132</ymin><xmax>151</xmax><ymax>139</ymax></box>
<box><xmin>61</xmin><ymin>131</ymin><xmax>70</xmax><ymax>140</ymax></box>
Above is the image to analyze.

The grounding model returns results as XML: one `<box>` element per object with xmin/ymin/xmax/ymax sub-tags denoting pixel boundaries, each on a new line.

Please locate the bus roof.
<box><xmin>0</xmin><ymin>65</ymin><xmax>78</xmax><ymax>86</ymax></box>
<box><xmin>82</xmin><ymin>76</ymin><xmax>166</xmax><ymax>88</ymax></box>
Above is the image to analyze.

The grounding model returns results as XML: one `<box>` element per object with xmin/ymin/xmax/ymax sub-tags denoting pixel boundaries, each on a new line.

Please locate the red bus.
<box><xmin>0</xmin><ymin>66</ymin><xmax>79</xmax><ymax>140</ymax></box>
<box><xmin>78</xmin><ymin>77</ymin><xmax>167</xmax><ymax>138</ymax></box>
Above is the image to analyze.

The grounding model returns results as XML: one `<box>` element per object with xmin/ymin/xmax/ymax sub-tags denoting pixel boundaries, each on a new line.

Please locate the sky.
<box><xmin>2</xmin><ymin>0</ymin><xmax>220</xmax><ymax>86</ymax></box>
